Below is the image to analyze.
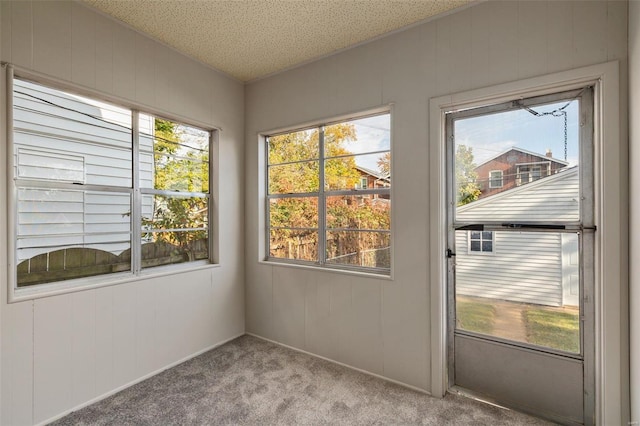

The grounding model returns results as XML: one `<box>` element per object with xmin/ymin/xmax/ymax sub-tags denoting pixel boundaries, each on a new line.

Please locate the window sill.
<box><xmin>9</xmin><ymin>262</ymin><xmax>221</xmax><ymax>303</ymax></box>
<box><xmin>258</xmin><ymin>259</ymin><xmax>393</xmax><ymax>281</ymax></box>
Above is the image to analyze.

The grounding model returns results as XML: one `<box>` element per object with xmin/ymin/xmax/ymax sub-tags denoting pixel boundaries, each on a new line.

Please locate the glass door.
<box><xmin>446</xmin><ymin>87</ymin><xmax>595</xmax><ymax>425</ymax></box>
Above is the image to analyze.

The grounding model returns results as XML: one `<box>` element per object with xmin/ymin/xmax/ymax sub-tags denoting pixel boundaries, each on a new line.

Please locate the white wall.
<box><xmin>245</xmin><ymin>0</ymin><xmax>629</xmax><ymax>422</ymax></box>
<box><xmin>0</xmin><ymin>1</ymin><xmax>245</xmax><ymax>424</ymax></box>
<box><xmin>629</xmin><ymin>0</ymin><xmax>640</xmax><ymax>421</ymax></box>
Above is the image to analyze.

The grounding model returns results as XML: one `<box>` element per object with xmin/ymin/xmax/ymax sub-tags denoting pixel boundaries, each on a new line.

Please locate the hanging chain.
<box><xmin>522</xmin><ymin>103</ymin><xmax>570</xmax><ymax>161</ymax></box>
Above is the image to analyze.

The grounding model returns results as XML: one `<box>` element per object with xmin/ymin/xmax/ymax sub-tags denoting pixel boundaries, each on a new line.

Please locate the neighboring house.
<box><xmin>356</xmin><ymin>165</ymin><xmax>390</xmax><ymax>199</ymax></box>
<box><xmin>456</xmin><ymin>167</ymin><xmax>579</xmax><ymax>307</ymax></box>
<box><xmin>474</xmin><ymin>147</ymin><xmax>568</xmax><ymax>199</ymax></box>
<box><xmin>13</xmin><ymin>79</ymin><xmax>155</xmax><ymax>263</ymax></box>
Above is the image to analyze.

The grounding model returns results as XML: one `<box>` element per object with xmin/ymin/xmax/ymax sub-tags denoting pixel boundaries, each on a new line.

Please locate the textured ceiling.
<box><xmin>81</xmin><ymin>0</ymin><xmax>471</xmax><ymax>82</ymax></box>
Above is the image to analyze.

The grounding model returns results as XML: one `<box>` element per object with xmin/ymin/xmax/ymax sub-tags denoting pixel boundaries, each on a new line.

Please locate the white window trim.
<box><xmin>429</xmin><ymin>61</ymin><xmax>624</xmax><ymax>424</ymax></box>
<box><xmin>259</xmin><ymin>106</ymin><xmax>394</xmax><ymax>277</ymax></box>
<box><xmin>6</xmin><ymin>65</ymin><xmax>220</xmax><ymax>303</ymax></box>
<box><xmin>488</xmin><ymin>170</ymin><xmax>503</xmax><ymax>188</ymax></box>
<box><xmin>467</xmin><ymin>230</ymin><xmax>494</xmax><ymax>255</ymax></box>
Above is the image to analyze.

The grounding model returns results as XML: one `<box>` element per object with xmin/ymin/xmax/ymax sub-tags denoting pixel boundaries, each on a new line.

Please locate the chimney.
<box><xmin>545</xmin><ymin>148</ymin><xmax>552</xmax><ymax>158</ymax></box>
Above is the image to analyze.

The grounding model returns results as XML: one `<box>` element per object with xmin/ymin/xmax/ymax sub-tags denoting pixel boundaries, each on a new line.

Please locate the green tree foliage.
<box><xmin>456</xmin><ymin>144</ymin><xmax>481</xmax><ymax>206</ymax></box>
<box><xmin>144</xmin><ymin>119</ymin><xmax>209</xmax><ymax>256</ymax></box>
<box><xmin>268</xmin><ymin>124</ymin><xmax>391</xmax><ymax>267</ymax></box>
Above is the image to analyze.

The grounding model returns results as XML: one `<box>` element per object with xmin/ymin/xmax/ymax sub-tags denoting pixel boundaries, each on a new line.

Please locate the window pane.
<box><xmin>140</xmin><ymin>115</ymin><xmax>210</xmax><ymax>193</ymax></box>
<box><xmin>140</xmin><ymin>231</ymin><xmax>208</xmax><ymax>269</ymax></box>
<box><xmin>325</xmin><ymin>114</ymin><xmax>390</xmax><ymax>157</ymax></box>
<box><xmin>16</xmin><ymin>188</ymin><xmax>131</xmax><ymax>287</ymax></box>
<box><xmin>268</xmin><ymin>161</ymin><xmax>319</xmax><ymax>194</ymax></box>
<box><xmin>269</xmin><ymin>197</ymin><xmax>318</xmax><ymax>229</ymax></box>
<box><xmin>482</xmin><ymin>241</ymin><xmax>493</xmax><ymax>252</ymax></box>
<box><xmin>325</xmin><ymin>153</ymin><xmax>391</xmax><ymax>191</ymax></box>
<box><xmin>455</xmin><ymin>230</ymin><xmax>580</xmax><ymax>353</ymax></box>
<box><xmin>326</xmin><ymin>195</ymin><xmax>390</xmax><ymax>230</ymax></box>
<box><xmin>482</xmin><ymin>231</ymin><xmax>493</xmax><ymax>240</ymax></box>
<box><xmin>470</xmin><ymin>241</ymin><xmax>481</xmax><ymax>251</ymax></box>
<box><xmin>454</xmin><ymin>98</ymin><xmax>579</xmax><ymax>222</ymax></box>
<box><xmin>268</xmin><ymin>128</ymin><xmax>318</xmax><ymax>164</ymax></box>
<box><xmin>269</xmin><ymin>229</ymin><xmax>318</xmax><ymax>261</ymax></box>
<box><xmin>326</xmin><ymin>231</ymin><xmax>390</xmax><ymax>269</ymax></box>
<box><xmin>14</xmin><ymin>79</ymin><xmax>132</xmax><ymax>187</ymax></box>
<box><xmin>141</xmin><ymin>194</ymin><xmax>208</xmax><ymax>269</ymax></box>
<box><xmin>470</xmin><ymin>231</ymin><xmax>480</xmax><ymax>240</ymax></box>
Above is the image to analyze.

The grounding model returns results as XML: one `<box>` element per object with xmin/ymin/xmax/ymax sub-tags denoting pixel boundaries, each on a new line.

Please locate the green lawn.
<box><xmin>523</xmin><ymin>308</ymin><xmax>580</xmax><ymax>353</ymax></box>
<box><xmin>456</xmin><ymin>299</ymin><xmax>496</xmax><ymax>335</ymax></box>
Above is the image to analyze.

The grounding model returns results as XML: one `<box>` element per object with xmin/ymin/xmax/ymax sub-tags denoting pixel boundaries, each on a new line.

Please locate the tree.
<box><xmin>456</xmin><ymin>144</ymin><xmax>481</xmax><ymax>206</ymax></box>
<box><xmin>144</xmin><ymin>119</ymin><xmax>209</xmax><ymax>257</ymax></box>
<box><xmin>267</xmin><ymin>124</ymin><xmax>391</xmax><ymax>267</ymax></box>
<box><xmin>377</xmin><ymin>152</ymin><xmax>391</xmax><ymax>176</ymax></box>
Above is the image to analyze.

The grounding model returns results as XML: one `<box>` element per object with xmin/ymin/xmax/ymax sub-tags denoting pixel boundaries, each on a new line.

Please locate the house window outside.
<box><xmin>469</xmin><ymin>231</ymin><xmax>493</xmax><ymax>253</ymax></box>
<box><xmin>517</xmin><ymin>163</ymin><xmax>548</xmax><ymax>185</ymax></box>
<box><xmin>11</xmin><ymin>77</ymin><xmax>214</xmax><ymax>290</ymax></box>
<box><xmin>266</xmin><ymin>112</ymin><xmax>391</xmax><ymax>274</ymax></box>
<box><xmin>489</xmin><ymin>170</ymin><xmax>503</xmax><ymax>188</ymax></box>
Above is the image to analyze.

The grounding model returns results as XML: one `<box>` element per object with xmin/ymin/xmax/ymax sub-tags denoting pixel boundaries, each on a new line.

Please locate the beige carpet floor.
<box><xmin>52</xmin><ymin>335</ymin><xmax>553</xmax><ymax>425</ymax></box>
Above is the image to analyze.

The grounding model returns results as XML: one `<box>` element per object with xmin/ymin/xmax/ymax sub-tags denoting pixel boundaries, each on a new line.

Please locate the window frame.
<box><xmin>488</xmin><ymin>170</ymin><xmax>503</xmax><ymax>188</ymax></box>
<box><xmin>263</xmin><ymin>109</ymin><xmax>392</xmax><ymax>276</ymax></box>
<box><xmin>467</xmin><ymin>230</ymin><xmax>494</xmax><ymax>254</ymax></box>
<box><xmin>7</xmin><ymin>68</ymin><xmax>219</xmax><ymax>302</ymax></box>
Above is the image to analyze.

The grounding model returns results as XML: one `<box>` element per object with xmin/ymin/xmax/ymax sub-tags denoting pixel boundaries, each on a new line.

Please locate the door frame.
<box><xmin>429</xmin><ymin>61</ymin><xmax>625</xmax><ymax>424</ymax></box>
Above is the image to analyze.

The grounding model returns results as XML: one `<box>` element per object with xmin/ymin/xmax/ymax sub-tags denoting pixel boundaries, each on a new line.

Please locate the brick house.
<box><xmin>474</xmin><ymin>147</ymin><xmax>568</xmax><ymax>199</ymax></box>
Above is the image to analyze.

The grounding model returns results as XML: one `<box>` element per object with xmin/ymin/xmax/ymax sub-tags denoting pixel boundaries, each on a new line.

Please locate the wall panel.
<box><xmin>0</xmin><ymin>1</ymin><xmax>245</xmax><ymax>424</ymax></box>
<box><xmin>244</xmin><ymin>2</ymin><xmax>628</xmax><ymax>419</ymax></box>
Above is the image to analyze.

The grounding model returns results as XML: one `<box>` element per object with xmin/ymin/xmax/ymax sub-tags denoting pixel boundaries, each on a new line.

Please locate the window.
<box><xmin>516</xmin><ymin>163</ymin><xmax>549</xmax><ymax>185</ymax></box>
<box><xmin>266</xmin><ymin>112</ymin><xmax>391</xmax><ymax>274</ymax></box>
<box><xmin>469</xmin><ymin>231</ymin><xmax>493</xmax><ymax>253</ymax></box>
<box><xmin>489</xmin><ymin>170</ymin><xmax>503</xmax><ymax>188</ymax></box>
<box><xmin>11</xmin><ymin>77</ymin><xmax>214</xmax><ymax>290</ymax></box>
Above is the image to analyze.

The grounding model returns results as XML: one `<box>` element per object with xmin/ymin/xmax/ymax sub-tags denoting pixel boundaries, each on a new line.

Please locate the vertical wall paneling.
<box><xmin>32</xmin><ymin>1</ymin><xmax>72</xmax><ymax>80</ymax></box>
<box><xmin>10</xmin><ymin>1</ymin><xmax>32</xmax><ymax>69</ymax></box>
<box><xmin>546</xmin><ymin>0</ymin><xmax>573</xmax><ymax>73</ymax></box>
<box><xmin>1</xmin><ymin>1</ymin><xmax>12</xmax><ymax>63</ymax></box>
<box><xmin>71</xmin><ymin>291</ymin><xmax>97</xmax><ymax>408</ymax></box>
<box><xmin>469</xmin><ymin>3</ymin><xmax>491</xmax><ymax>90</ymax></box>
<box><xmin>94</xmin><ymin>286</ymin><xmax>114</xmax><ymax>397</ymax></box>
<box><xmin>1</xmin><ymin>1</ymin><xmax>245</xmax><ymax>423</ymax></box>
<box><xmin>487</xmin><ymin>1</ymin><xmax>518</xmax><ymax>86</ymax></box>
<box><xmin>0</xmin><ymin>302</ymin><xmax>34</xmax><ymax>426</ymax></box>
<box><xmin>134</xmin><ymin>34</ymin><xmax>156</xmax><ymax>107</ymax></box>
<box><xmin>518</xmin><ymin>1</ymin><xmax>548</xmax><ymax>79</ymax></box>
<box><xmin>33</xmin><ymin>297</ymin><xmax>74</xmax><ymax>424</ymax></box>
<box><xmin>71</xmin><ymin>2</ymin><xmax>97</xmax><ymax>88</ymax></box>
<box><xmin>135</xmin><ymin>280</ymin><xmax>158</xmax><ymax>377</ymax></box>
<box><xmin>94</xmin><ymin>17</ymin><xmax>113</xmax><ymax>94</ymax></box>
<box><xmin>573</xmin><ymin>1</ymin><xmax>608</xmax><ymax>68</ymax></box>
<box><xmin>111</xmin><ymin>26</ymin><xmax>136</xmax><ymax>101</ymax></box>
<box><xmin>629</xmin><ymin>1</ymin><xmax>640</xmax><ymax>421</ymax></box>
<box><xmin>272</xmin><ymin>268</ymin><xmax>307</xmax><ymax>349</ymax></box>
<box><xmin>245</xmin><ymin>0</ymin><xmax>628</xmax><ymax>415</ymax></box>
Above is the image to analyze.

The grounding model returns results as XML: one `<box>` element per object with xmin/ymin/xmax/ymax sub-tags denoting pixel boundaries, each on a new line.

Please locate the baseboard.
<box><xmin>38</xmin><ymin>332</ymin><xmax>245</xmax><ymax>426</ymax></box>
<box><xmin>246</xmin><ymin>332</ymin><xmax>433</xmax><ymax>397</ymax></box>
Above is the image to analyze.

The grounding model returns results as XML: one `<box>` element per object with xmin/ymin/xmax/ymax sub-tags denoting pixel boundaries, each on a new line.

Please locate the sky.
<box><xmin>343</xmin><ymin>114</ymin><xmax>391</xmax><ymax>172</ymax></box>
<box><xmin>454</xmin><ymin>99</ymin><xmax>580</xmax><ymax>167</ymax></box>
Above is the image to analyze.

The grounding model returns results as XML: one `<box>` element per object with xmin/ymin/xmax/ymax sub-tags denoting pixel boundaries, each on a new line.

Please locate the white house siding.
<box><xmin>13</xmin><ymin>79</ymin><xmax>154</xmax><ymax>262</ymax></box>
<box><xmin>455</xmin><ymin>168</ymin><xmax>579</xmax><ymax>307</ymax></box>
<box><xmin>455</xmin><ymin>231</ymin><xmax>563</xmax><ymax>306</ymax></box>
<box><xmin>456</xmin><ymin>168</ymin><xmax>580</xmax><ymax>223</ymax></box>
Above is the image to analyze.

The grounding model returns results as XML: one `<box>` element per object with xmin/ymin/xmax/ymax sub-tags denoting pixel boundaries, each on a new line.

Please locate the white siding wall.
<box><xmin>0</xmin><ymin>2</ymin><xmax>245</xmax><ymax>425</ymax></box>
<box><xmin>244</xmin><ymin>1</ymin><xmax>628</xmax><ymax>421</ymax></box>
<box><xmin>455</xmin><ymin>231</ymin><xmax>563</xmax><ymax>307</ymax></box>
